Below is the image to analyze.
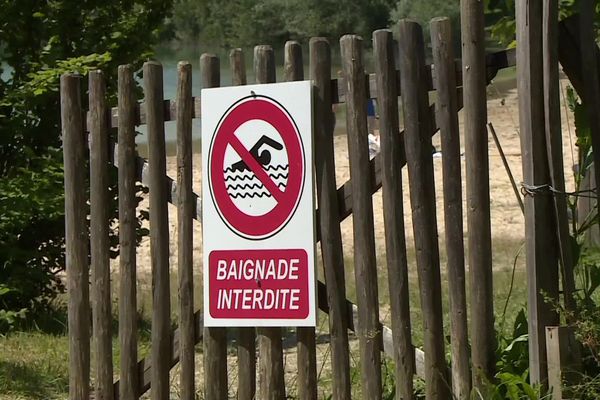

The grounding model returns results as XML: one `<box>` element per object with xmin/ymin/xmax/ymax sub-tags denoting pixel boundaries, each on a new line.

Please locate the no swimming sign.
<box><xmin>201</xmin><ymin>81</ymin><xmax>316</xmax><ymax>327</ymax></box>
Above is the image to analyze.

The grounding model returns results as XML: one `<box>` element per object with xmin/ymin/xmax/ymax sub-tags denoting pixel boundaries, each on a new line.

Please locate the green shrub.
<box><xmin>0</xmin><ymin>0</ymin><xmax>169</xmax><ymax>328</ymax></box>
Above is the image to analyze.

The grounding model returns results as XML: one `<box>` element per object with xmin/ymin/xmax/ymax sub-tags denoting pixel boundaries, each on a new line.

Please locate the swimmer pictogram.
<box><xmin>224</xmin><ymin>135</ymin><xmax>289</xmax><ymax>200</ymax></box>
<box><xmin>208</xmin><ymin>95</ymin><xmax>305</xmax><ymax>240</ymax></box>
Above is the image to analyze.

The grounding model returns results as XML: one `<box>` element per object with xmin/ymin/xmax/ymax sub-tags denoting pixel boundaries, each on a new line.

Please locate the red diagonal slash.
<box><xmin>227</xmin><ymin>134</ymin><xmax>285</xmax><ymax>202</ymax></box>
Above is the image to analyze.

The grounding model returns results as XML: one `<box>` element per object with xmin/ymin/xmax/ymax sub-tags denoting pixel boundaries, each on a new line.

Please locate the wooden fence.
<box><xmin>61</xmin><ymin>15</ymin><xmax>524</xmax><ymax>400</ymax></box>
<box><xmin>518</xmin><ymin>2</ymin><xmax>599</xmax><ymax>395</ymax></box>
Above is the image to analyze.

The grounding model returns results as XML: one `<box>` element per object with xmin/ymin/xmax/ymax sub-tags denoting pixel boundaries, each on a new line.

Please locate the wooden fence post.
<box><xmin>557</xmin><ymin>14</ymin><xmax>600</xmax><ymax>245</ymax></box>
<box><xmin>201</xmin><ymin>53</ymin><xmax>229</xmax><ymax>400</ymax></box>
<box><xmin>254</xmin><ymin>45</ymin><xmax>286</xmax><ymax>400</ymax></box>
<box><xmin>309</xmin><ymin>37</ymin><xmax>352</xmax><ymax>400</ymax></box>
<box><xmin>284</xmin><ymin>41</ymin><xmax>304</xmax><ymax>82</ymax></box>
<box><xmin>543</xmin><ymin>0</ymin><xmax>578</xmax><ymax>319</ymax></box>
<box><xmin>117</xmin><ymin>65</ymin><xmax>139</xmax><ymax>400</ymax></box>
<box><xmin>284</xmin><ymin>40</ymin><xmax>318</xmax><ymax>400</ymax></box>
<box><xmin>546</xmin><ymin>326</ymin><xmax>581</xmax><ymax>400</ymax></box>
<box><xmin>61</xmin><ymin>73</ymin><xmax>91</xmax><ymax>400</ymax></box>
<box><xmin>460</xmin><ymin>0</ymin><xmax>495</xmax><ymax>388</ymax></box>
<box><xmin>372</xmin><ymin>28</ymin><xmax>415</xmax><ymax>400</ymax></box>
<box><xmin>144</xmin><ymin>61</ymin><xmax>172</xmax><ymax>400</ymax></box>
<box><xmin>340</xmin><ymin>34</ymin><xmax>383</xmax><ymax>399</ymax></box>
<box><xmin>516</xmin><ymin>0</ymin><xmax>560</xmax><ymax>385</ymax></box>
<box><xmin>580</xmin><ymin>0</ymin><xmax>600</xmax><ymax>207</ymax></box>
<box><xmin>229</xmin><ymin>48</ymin><xmax>257</xmax><ymax>400</ymax></box>
<box><xmin>230</xmin><ymin>48</ymin><xmax>247</xmax><ymax>86</ymax></box>
<box><xmin>431</xmin><ymin>17</ymin><xmax>471</xmax><ymax>400</ymax></box>
<box><xmin>177</xmin><ymin>60</ymin><xmax>196</xmax><ymax>400</ymax></box>
<box><xmin>397</xmin><ymin>20</ymin><xmax>449</xmax><ymax>399</ymax></box>
<box><xmin>89</xmin><ymin>70</ymin><xmax>114</xmax><ymax>400</ymax></box>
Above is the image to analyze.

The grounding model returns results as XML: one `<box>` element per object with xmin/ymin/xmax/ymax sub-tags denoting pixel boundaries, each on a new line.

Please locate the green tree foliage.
<box><xmin>0</xmin><ymin>0</ymin><xmax>171</xmax><ymax>321</ymax></box>
<box><xmin>486</xmin><ymin>0</ymin><xmax>600</xmax><ymax>47</ymax></box>
<box><xmin>390</xmin><ymin>0</ymin><xmax>461</xmax><ymax>47</ymax></box>
<box><xmin>282</xmin><ymin>0</ymin><xmax>394</xmax><ymax>43</ymax></box>
<box><xmin>485</xmin><ymin>0</ymin><xmax>516</xmax><ymax>47</ymax></box>
<box><xmin>170</xmin><ymin>0</ymin><xmax>395</xmax><ymax>48</ymax></box>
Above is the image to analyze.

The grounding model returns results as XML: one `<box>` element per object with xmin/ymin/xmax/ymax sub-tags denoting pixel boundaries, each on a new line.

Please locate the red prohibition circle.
<box><xmin>208</xmin><ymin>96</ymin><xmax>305</xmax><ymax>239</ymax></box>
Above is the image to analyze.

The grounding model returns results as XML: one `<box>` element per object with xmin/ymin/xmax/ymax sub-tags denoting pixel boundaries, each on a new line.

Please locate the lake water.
<box><xmin>4</xmin><ymin>51</ymin><xmax>515</xmax><ymax>151</ymax></box>
<box><xmin>137</xmin><ymin>58</ymin><xmax>217</xmax><ymax>146</ymax></box>
<box><xmin>144</xmin><ymin>52</ymin><xmax>516</xmax><ymax>150</ymax></box>
<box><xmin>138</xmin><ymin>55</ymin><xmax>347</xmax><ymax>150</ymax></box>
<box><xmin>139</xmin><ymin>57</ymin><xmax>303</xmax><ymax>146</ymax></box>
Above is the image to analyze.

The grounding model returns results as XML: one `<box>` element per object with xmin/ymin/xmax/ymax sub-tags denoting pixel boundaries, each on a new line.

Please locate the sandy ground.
<box><xmin>129</xmin><ymin>76</ymin><xmax>580</xmax><ymax>397</ymax></box>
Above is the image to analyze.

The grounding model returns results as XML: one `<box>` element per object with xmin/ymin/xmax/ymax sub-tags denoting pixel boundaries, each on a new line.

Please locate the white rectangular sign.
<box><xmin>201</xmin><ymin>81</ymin><xmax>315</xmax><ymax>327</ymax></box>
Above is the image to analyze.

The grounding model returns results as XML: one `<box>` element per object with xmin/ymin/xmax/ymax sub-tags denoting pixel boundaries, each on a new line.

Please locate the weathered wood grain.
<box><xmin>144</xmin><ymin>61</ymin><xmax>172</xmax><ymax>400</ymax></box>
<box><xmin>201</xmin><ymin>53</ymin><xmax>229</xmax><ymax>400</ymax></box>
<box><xmin>544</xmin><ymin>0</ymin><xmax>578</xmax><ymax>320</ymax></box>
<box><xmin>284</xmin><ymin>40</ymin><xmax>318</xmax><ymax>400</ymax></box>
<box><xmin>431</xmin><ymin>18</ymin><xmax>471</xmax><ymax>400</ymax></box>
<box><xmin>373</xmin><ymin>29</ymin><xmax>414</xmax><ymax>400</ymax></box>
<box><xmin>230</xmin><ymin>48</ymin><xmax>247</xmax><ymax>86</ymax></box>
<box><xmin>460</xmin><ymin>0</ymin><xmax>496</xmax><ymax>389</ymax></box>
<box><xmin>516</xmin><ymin>0</ymin><xmax>560</xmax><ymax>385</ymax></box>
<box><xmin>89</xmin><ymin>70</ymin><xmax>114</xmax><ymax>400</ymax></box>
<box><xmin>309</xmin><ymin>37</ymin><xmax>352</xmax><ymax>400</ymax></box>
<box><xmin>341</xmin><ymin>34</ymin><xmax>382</xmax><ymax>399</ymax></box>
<box><xmin>580</xmin><ymin>0</ymin><xmax>600</xmax><ymax>208</ymax></box>
<box><xmin>116</xmin><ymin>64</ymin><xmax>139</xmax><ymax>400</ymax></box>
<box><xmin>176</xmin><ymin>61</ymin><xmax>196</xmax><ymax>400</ymax></box>
<box><xmin>61</xmin><ymin>73</ymin><xmax>91</xmax><ymax>400</ymax></box>
<box><xmin>398</xmin><ymin>20</ymin><xmax>449</xmax><ymax>399</ymax></box>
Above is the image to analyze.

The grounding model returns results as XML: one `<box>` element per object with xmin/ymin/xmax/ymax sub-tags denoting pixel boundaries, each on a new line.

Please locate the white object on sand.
<box><xmin>368</xmin><ymin>133</ymin><xmax>380</xmax><ymax>159</ymax></box>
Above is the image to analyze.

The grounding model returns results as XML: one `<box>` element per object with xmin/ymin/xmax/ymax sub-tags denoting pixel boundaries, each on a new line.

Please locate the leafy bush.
<box><xmin>0</xmin><ymin>149</ymin><xmax>67</xmax><ymax>313</ymax></box>
<box><xmin>0</xmin><ymin>0</ymin><xmax>170</xmax><ymax>326</ymax></box>
<box><xmin>467</xmin><ymin>308</ymin><xmax>542</xmax><ymax>399</ymax></box>
<box><xmin>0</xmin><ymin>285</ymin><xmax>27</xmax><ymax>332</ymax></box>
<box><xmin>561</xmin><ymin>247</ymin><xmax>600</xmax><ymax>399</ymax></box>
